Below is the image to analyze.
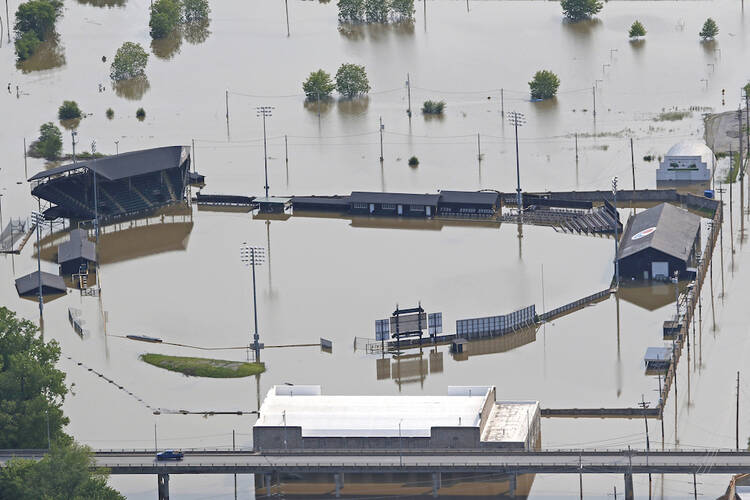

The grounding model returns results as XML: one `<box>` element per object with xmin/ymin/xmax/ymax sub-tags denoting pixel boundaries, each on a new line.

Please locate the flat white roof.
<box><xmin>482</xmin><ymin>402</ymin><xmax>539</xmax><ymax>443</ymax></box>
<box><xmin>255</xmin><ymin>386</ymin><xmax>491</xmax><ymax>438</ymax></box>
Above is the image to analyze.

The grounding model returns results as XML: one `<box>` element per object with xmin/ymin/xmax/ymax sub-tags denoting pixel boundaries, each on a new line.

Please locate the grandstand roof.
<box><xmin>29</xmin><ymin>146</ymin><xmax>189</xmax><ymax>182</ymax></box>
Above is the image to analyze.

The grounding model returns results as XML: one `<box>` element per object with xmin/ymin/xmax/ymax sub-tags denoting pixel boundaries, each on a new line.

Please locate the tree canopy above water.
<box><xmin>529</xmin><ymin>70</ymin><xmax>560</xmax><ymax>100</ymax></box>
<box><xmin>629</xmin><ymin>20</ymin><xmax>646</xmax><ymax>39</ymax></box>
<box><xmin>110</xmin><ymin>42</ymin><xmax>149</xmax><ymax>81</ymax></box>
<box><xmin>699</xmin><ymin>18</ymin><xmax>719</xmax><ymax>40</ymax></box>
<box><xmin>335</xmin><ymin>63</ymin><xmax>371</xmax><ymax>98</ymax></box>
<box><xmin>560</xmin><ymin>0</ymin><xmax>602</xmax><ymax>22</ymax></box>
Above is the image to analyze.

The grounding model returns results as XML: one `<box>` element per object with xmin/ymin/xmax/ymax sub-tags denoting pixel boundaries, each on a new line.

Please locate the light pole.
<box><xmin>398</xmin><ymin>419</ymin><xmax>403</xmax><ymax>466</ymax></box>
<box><xmin>612</xmin><ymin>176</ymin><xmax>619</xmax><ymax>286</ymax></box>
<box><xmin>256</xmin><ymin>106</ymin><xmax>274</xmax><ymax>198</ymax></box>
<box><xmin>240</xmin><ymin>243</ymin><xmax>265</xmax><ymax>362</ymax></box>
<box><xmin>114</xmin><ymin>139</ymin><xmax>119</xmax><ymax>155</ymax></box>
<box><xmin>31</xmin><ymin>210</ymin><xmax>45</xmax><ymax>317</ymax></box>
<box><xmin>71</xmin><ymin>131</ymin><xmax>78</xmax><ymax>164</ymax></box>
<box><xmin>508</xmin><ymin>111</ymin><xmax>525</xmax><ymax>213</ymax></box>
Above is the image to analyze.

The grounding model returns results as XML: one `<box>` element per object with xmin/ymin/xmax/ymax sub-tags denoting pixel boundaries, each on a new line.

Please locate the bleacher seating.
<box><xmin>32</xmin><ymin>167</ymin><xmax>187</xmax><ymax>220</ymax></box>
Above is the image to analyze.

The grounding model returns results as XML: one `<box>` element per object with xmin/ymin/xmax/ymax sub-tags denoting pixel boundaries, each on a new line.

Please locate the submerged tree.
<box><xmin>529</xmin><ymin>70</ymin><xmax>560</xmax><ymax>100</ymax></box>
<box><xmin>628</xmin><ymin>20</ymin><xmax>646</xmax><ymax>39</ymax></box>
<box><xmin>110</xmin><ymin>42</ymin><xmax>149</xmax><ymax>80</ymax></box>
<box><xmin>58</xmin><ymin>100</ymin><xmax>82</xmax><ymax>120</ymax></box>
<box><xmin>337</xmin><ymin>0</ymin><xmax>364</xmax><ymax>23</ymax></box>
<box><xmin>560</xmin><ymin>0</ymin><xmax>602</xmax><ymax>22</ymax></box>
<box><xmin>13</xmin><ymin>0</ymin><xmax>63</xmax><ymax>60</ymax></box>
<box><xmin>364</xmin><ymin>0</ymin><xmax>388</xmax><ymax>23</ymax></box>
<box><xmin>699</xmin><ymin>18</ymin><xmax>719</xmax><ymax>41</ymax></box>
<box><xmin>421</xmin><ymin>100</ymin><xmax>445</xmax><ymax>115</ymax></box>
<box><xmin>28</xmin><ymin>122</ymin><xmax>63</xmax><ymax>160</ymax></box>
<box><xmin>303</xmin><ymin>69</ymin><xmax>336</xmax><ymax>100</ymax></box>
<box><xmin>390</xmin><ymin>0</ymin><xmax>414</xmax><ymax>21</ymax></box>
<box><xmin>182</xmin><ymin>0</ymin><xmax>210</xmax><ymax>22</ymax></box>
<box><xmin>149</xmin><ymin>0</ymin><xmax>181</xmax><ymax>38</ymax></box>
<box><xmin>335</xmin><ymin>63</ymin><xmax>370</xmax><ymax>98</ymax></box>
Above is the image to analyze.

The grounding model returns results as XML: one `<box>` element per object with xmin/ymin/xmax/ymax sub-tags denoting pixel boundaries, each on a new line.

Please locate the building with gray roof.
<box><xmin>616</xmin><ymin>203</ymin><xmax>701</xmax><ymax>280</ymax></box>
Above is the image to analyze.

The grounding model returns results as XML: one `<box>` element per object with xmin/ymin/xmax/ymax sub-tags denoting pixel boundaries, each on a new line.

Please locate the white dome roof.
<box><xmin>665</xmin><ymin>141</ymin><xmax>714</xmax><ymax>164</ymax></box>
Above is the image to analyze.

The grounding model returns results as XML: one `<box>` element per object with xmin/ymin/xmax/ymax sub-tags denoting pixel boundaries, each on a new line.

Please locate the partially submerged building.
<box><xmin>617</xmin><ymin>203</ymin><xmax>701</xmax><ymax>281</ymax></box>
<box><xmin>349</xmin><ymin>192</ymin><xmax>441</xmax><ymax>217</ymax></box>
<box><xmin>57</xmin><ymin>228</ymin><xmax>96</xmax><ymax>274</ymax></box>
<box><xmin>29</xmin><ymin>146</ymin><xmax>193</xmax><ymax>221</ymax></box>
<box><xmin>253</xmin><ymin>385</ymin><xmax>540</xmax><ymax>451</ymax></box>
<box><xmin>15</xmin><ymin>271</ymin><xmax>67</xmax><ymax>297</ymax></box>
<box><xmin>656</xmin><ymin>141</ymin><xmax>714</xmax><ymax>183</ymax></box>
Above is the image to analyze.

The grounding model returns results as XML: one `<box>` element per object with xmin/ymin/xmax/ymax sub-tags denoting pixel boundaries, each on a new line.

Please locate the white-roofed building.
<box><xmin>656</xmin><ymin>141</ymin><xmax>714</xmax><ymax>182</ymax></box>
<box><xmin>253</xmin><ymin>385</ymin><xmax>540</xmax><ymax>451</ymax></box>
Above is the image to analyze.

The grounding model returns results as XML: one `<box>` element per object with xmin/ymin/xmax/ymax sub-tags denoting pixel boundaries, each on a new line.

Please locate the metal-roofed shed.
<box><xmin>15</xmin><ymin>271</ymin><xmax>67</xmax><ymax>297</ymax></box>
<box><xmin>57</xmin><ymin>229</ymin><xmax>96</xmax><ymax>274</ymax></box>
<box><xmin>617</xmin><ymin>203</ymin><xmax>701</xmax><ymax>281</ymax></box>
<box><xmin>438</xmin><ymin>190</ymin><xmax>500</xmax><ymax>217</ymax></box>
<box><xmin>350</xmin><ymin>191</ymin><xmax>440</xmax><ymax>217</ymax></box>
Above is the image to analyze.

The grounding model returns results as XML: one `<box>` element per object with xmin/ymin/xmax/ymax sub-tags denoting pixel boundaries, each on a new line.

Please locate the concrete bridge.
<box><xmin>2</xmin><ymin>448</ymin><xmax>747</xmax><ymax>498</ymax></box>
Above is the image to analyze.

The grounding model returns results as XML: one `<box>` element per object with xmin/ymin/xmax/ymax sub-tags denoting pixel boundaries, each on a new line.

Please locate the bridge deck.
<box><xmin>3</xmin><ymin>449</ymin><xmax>748</xmax><ymax>475</ymax></box>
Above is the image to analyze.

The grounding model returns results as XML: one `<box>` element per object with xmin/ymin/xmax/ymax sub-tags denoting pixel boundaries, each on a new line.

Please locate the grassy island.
<box><xmin>140</xmin><ymin>353</ymin><xmax>265</xmax><ymax>378</ymax></box>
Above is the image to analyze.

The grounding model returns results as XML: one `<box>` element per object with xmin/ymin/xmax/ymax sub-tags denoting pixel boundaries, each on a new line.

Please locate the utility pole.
<box><xmin>284</xmin><ymin>0</ymin><xmax>290</xmax><ymax>36</ymax></box>
<box><xmin>406</xmin><ymin>73</ymin><xmax>412</xmax><ymax>118</ymax></box>
<box><xmin>612</xmin><ymin>176</ymin><xmax>619</xmax><ymax>286</ymax></box>
<box><xmin>575</xmin><ymin>133</ymin><xmax>579</xmax><ymax>163</ymax></box>
<box><xmin>477</xmin><ymin>133</ymin><xmax>481</xmax><ymax>161</ymax></box>
<box><xmin>379</xmin><ymin>116</ymin><xmax>384</xmax><ymax>162</ymax></box>
<box><xmin>225</xmin><ymin>90</ymin><xmax>229</xmax><ymax>121</ymax></box>
<box><xmin>639</xmin><ymin>394</ymin><xmax>651</xmax><ymax>497</ymax></box>
<box><xmin>592</xmin><ymin>86</ymin><xmax>596</xmax><ymax>118</ymax></box>
<box><xmin>630</xmin><ymin>138</ymin><xmax>636</xmax><ymax>190</ymax></box>
<box><xmin>31</xmin><ymin>210</ymin><xmax>44</xmax><ymax>318</ymax></box>
<box><xmin>256</xmin><ymin>106</ymin><xmax>274</xmax><ymax>198</ymax></box>
<box><xmin>154</xmin><ymin>423</ymin><xmax>157</xmax><ymax>453</ymax></box>
<box><xmin>737</xmin><ymin>371</ymin><xmax>741</xmax><ymax>450</ymax></box>
<box><xmin>5</xmin><ymin>0</ymin><xmax>9</xmax><ymax>43</ymax></box>
<box><xmin>740</xmin><ymin>107</ymin><xmax>744</xmax><ymax>180</ymax></box>
<box><xmin>508</xmin><ymin>111</ymin><xmax>526</xmax><ymax>212</ymax></box>
<box><xmin>693</xmin><ymin>473</ymin><xmax>697</xmax><ymax>500</ymax></box>
<box><xmin>578</xmin><ymin>454</ymin><xmax>583</xmax><ymax>500</ymax></box>
<box><xmin>23</xmin><ymin>138</ymin><xmax>28</xmax><ymax>179</ymax></box>
<box><xmin>500</xmin><ymin>88</ymin><xmax>504</xmax><ymax>117</ymax></box>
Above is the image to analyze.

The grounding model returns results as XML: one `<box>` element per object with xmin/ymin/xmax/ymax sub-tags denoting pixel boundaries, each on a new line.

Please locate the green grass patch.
<box><xmin>726</xmin><ymin>151</ymin><xmax>740</xmax><ymax>183</ymax></box>
<box><xmin>654</xmin><ymin>110</ymin><xmax>691</xmax><ymax>122</ymax></box>
<box><xmin>140</xmin><ymin>353</ymin><xmax>265</xmax><ymax>378</ymax></box>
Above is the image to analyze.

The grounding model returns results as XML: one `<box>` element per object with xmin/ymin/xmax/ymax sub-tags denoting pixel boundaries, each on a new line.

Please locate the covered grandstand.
<box><xmin>29</xmin><ymin>146</ymin><xmax>193</xmax><ymax>220</ymax></box>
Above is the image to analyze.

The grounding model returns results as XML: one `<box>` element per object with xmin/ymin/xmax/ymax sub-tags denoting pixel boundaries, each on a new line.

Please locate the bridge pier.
<box><xmin>432</xmin><ymin>472</ymin><xmax>441</xmax><ymax>497</ymax></box>
<box><xmin>509</xmin><ymin>473</ymin><xmax>517</xmax><ymax>498</ymax></box>
<box><xmin>334</xmin><ymin>473</ymin><xmax>344</xmax><ymax>498</ymax></box>
<box><xmin>157</xmin><ymin>474</ymin><xmax>169</xmax><ymax>500</ymax></box>
<box><xmin>264</xmin><ymin>473</ymin><xmax>272</xmax><ymax>496</ymax></box>
<box><xmin>624</xmin><ymin>472</ymin><xmax>634</xmax><ymax>500</ymax></box>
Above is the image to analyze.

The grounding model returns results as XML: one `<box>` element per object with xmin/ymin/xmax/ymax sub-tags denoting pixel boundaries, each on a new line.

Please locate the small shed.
<box><xmin>617</xmin><ymin>203</ymin><xmax>701</xmax><ymax>281</ymax></box>
<box><xmin>254</xmin><ymin>196</ymin><xmax>291</xmax><ymax>214</ymax></box>
<box><xmin>350</xmin><ymin>192</ymin><xmax>440</xmax><ymax>217</ymax></box>
<box><xmin>438</xmin><ymin>190</ymin><xmax>500</xmax><ymax>217</ymax></box>
<box><xmin>656</xmin><ymin>141</ymin><xmax>714</xmax><ymax>182</ymax></box>
<box><xmin>57</xmin><ymin>229</ymin><xmax>96</xmax><ymax>275</ymax></box>
<box><xmin>15</xmin><ymin>271</ymin><xmax>67</xmax><ymax>297</ymax></box>
<box><xmin>644</xmin><ymin>347</ymin><xmax>671</xmax><ymax>372</ymax></box>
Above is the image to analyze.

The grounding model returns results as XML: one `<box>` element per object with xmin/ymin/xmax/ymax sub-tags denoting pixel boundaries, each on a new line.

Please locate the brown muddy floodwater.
<box><xmin>2</xmin><ymin>0</ymin><xmax>750</xmax><ymax>497</ymax></box>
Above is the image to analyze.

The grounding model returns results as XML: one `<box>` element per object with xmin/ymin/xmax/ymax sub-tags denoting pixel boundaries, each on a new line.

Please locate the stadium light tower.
<box><xmin>612</xmin><ymin>176</ymin><xmax>619</xmax><ymax>287</ymax></box>
<box><xmin>256</xmin><ymin>106</ymin><xmax>274</xmax><ymax>198</ymax></box>
<box><xmin>31</xmin><ymin>210</ymin><xmax>45</xmax><ymax>317</ymax></box>
<box><xmin>507</xmin><ymin>111</ymin><xmax>526</xmax><ymax>213</ymax></box>
<box><xmin>240</xmin><ymin>243</ymin><xmax>265</xmax><ymax>362</ymax></box>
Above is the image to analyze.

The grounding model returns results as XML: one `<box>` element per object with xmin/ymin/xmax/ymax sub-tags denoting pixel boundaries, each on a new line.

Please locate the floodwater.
<box><xmin>2</xmin><ymin>0</ymin><xmax>750</xmax><ymax>497</ymax></box>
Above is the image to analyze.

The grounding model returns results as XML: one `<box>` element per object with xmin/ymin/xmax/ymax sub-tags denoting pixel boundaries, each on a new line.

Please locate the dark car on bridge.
<box><xmin>156</xmin><ymin>450</ymin><xmax>184</xmax><ymax>461</ymax></box>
